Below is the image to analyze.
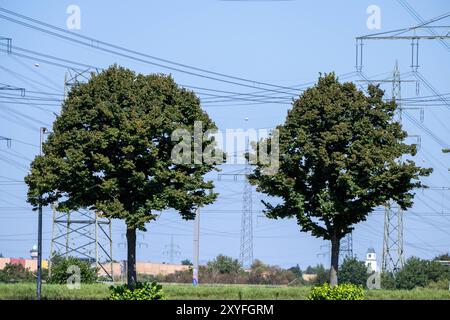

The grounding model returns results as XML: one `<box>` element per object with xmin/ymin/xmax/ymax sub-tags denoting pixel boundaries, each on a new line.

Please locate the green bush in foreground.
<box><xmin>307</xmin><ymin>283</ymin><xmax>365</xmax><ymax>300</ymax></box>
<box><xmin>108</xmin><ymin>282</ymin><xmax>165</xmax><ymax>300</ymax></box>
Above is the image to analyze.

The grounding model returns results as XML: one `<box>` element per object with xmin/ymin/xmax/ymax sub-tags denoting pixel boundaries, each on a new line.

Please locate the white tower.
<box><xmin>30</xmin><ymin>244</ymin><xmax>38</xmax><ymax>260</ymax></box>
<box><xmin>365</xmin><ymin>248</ymin><xmax>378</xmax><ymax>272</ymax></box>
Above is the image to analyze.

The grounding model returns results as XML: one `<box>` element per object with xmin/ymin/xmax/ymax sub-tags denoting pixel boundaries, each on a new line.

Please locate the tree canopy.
<box><xmin>207</xmin><ymin>254</ymin><xmax>242</xmax><ymax>274</ymax></box>
<box><xmin>338</xmin><ymin>257</ymin><xmax>369</xmax><ymax>286</ymax></box>
<box><xmin>25</xmin><ymin>65</ymin><xmax>220</xmax><ymax>284</ymax></box>
<box><xmin>393</xmin><ymin>257</ymin><xmax>449</xmax><ymax>290</ymax></box>
<box><xmin>249</xmin><ymin>73</ymin><xmax>431</xmax><ymax>285</ymax></box>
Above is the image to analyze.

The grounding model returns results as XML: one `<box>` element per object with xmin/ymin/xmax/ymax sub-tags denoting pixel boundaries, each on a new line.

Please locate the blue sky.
<box><xmin>0</xmin><ymin>0</ymin><xmax>449</xmax><ymax>269</ymax></box>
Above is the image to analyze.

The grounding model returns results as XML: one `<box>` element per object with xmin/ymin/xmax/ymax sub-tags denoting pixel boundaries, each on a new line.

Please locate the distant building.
<box><xmin>0</xmin><ymin>257</ymin><xmax>47</xmax><ymax>271</ymax></box>
<box><xmin>302</xmin><ymin>274</ymin><xmax>318</xmax><ymax>282</ymax></box>
<box><xmin>30</xmin><ymin>245</ymin><xmax>38</xmax><ymax>260</ymax></box>
<box><xmin>98</xmin><ymin>261</ymin><xmax>190</xmax><ymax>280</ymax></box>
<box><xmin>365</xmin><ymin>248</ymin><xmax>378</xmax><ymax>272</ymax></box>
<box><xmin>0</xmin><ymin>256</ymin><xmax>186</xmax><ymax>278</ymax></box>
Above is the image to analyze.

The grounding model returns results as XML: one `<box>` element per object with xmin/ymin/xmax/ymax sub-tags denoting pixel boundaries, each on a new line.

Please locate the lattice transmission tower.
<box><xmin>163</xmin><ymin>235</ymin><xmax>181</xmax><ymax>264</ymax></box>
<box><xmin>217</xmin><ymin>147</ymin><xmax>254</xmax><ymax>269</ymax></box>
<box><xmin>381</xmin><ymin>62</ymin><xmax>406</xmax><ymax>272</ymax></box>
<box><xmin>49</xmin><ymin>208</ymin><xmax>114</xmax><ymax>280</ymax></box>
<box><xmin>48</xmin><ymin>67</ymin><xmax>113</xmax><ymax>281</ymax></box>
<box><xmin>356</xmin><ymin>62</ymin><xmax>418</xmax><ymax>272</ymax></box>
<box><xmin>339</xmin><ymin>232</ymin><xmax>353</xmax><ymax>262</ymax></box>
<box><xmin>240</xmin><ymin>156</ymin><xmax>254</xmax><ymax>269</ymax></box>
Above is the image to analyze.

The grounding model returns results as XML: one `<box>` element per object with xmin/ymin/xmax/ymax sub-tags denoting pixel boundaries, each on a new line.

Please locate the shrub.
<box><xmin>108</xmin><ymin>282</ymin><xmax>165</xmax><ymax>300</ymax></box>
<box><xmin>0</xmin><ymin>263</ymin><xmax>35</xmax><ymax>283</ymax></box>
<box><xmin>288</xmin><ymin>264</ymin><xmax>303</xmax><ymax>278</ymax></box>
<box><xmin>338</xmin><ymin>257</ymin><xmax>368</xmax><ymax>286</ymax></box>
<box><xmin>181</xmin><ymin>259</ymin><xmax>193</xmax><ymax>266</ymax></box>
<box><xmin>307</xmin><ymin>283</ymin><xmax>365</xmax><ymax>300</ymax></box>
<box><xmin>427</xmin><ymin>278</ymin><xmax>450</xmax><ymax>290</ymax></box>
<box><xmin>330</xmin><ymin>283</ymin><xmax>365</xmax><ymax>300</ymax></box>
<box><xmin>395</xmin><ymin>257</ymin><xmax>448</xmax><ymax>290</ymax></box>
<box><xmin>48</xmin><ymin>256</ymin><xmax>97</xmax><ymax>284</ymax></box>
<box><xmin>207</xmin><ymin>255</ymin><xmax>242</xmax><ymax>274</ymax></box>
<box><xmin>380</xmin><ymin>272</ymin><xmax>396</xmax><ymax>289</ymax></box>
<box><xmin>248</xmin><ymin>260</ymin><xmax>299</xmax><ymax>285</ymax></box>
<box><xmin>313</xmin><ymin>265</ymin><xmax>330</xmax><ymax>285</ymax></box>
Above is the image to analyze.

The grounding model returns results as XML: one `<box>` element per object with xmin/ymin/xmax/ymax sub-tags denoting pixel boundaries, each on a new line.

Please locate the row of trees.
<box><xmin>141</xmin><ymin>255</ymin><xmax>305</xmax><ymax>285</ymax></box>
<box><xmin>2</xmin><ymin>253</ymin><xmax>447</xmax><ymax>289</ymax></box>
<box><xmin>311</xmin><ymin>255</ymin><xmax>450</xmax><ymax>290</ymax></box>
<box><xmin>382</xmin><ymin>256</ymin><xmax>450</xmax><ymax>290</ymax></box>
<box><xmin>26</xmin><ymin>66</ymin><xmax>431</xmax><ymax>287</ymax></box>
<box><xmin>154</xmin><ymin>254</ymin><xmax>450</xmax><ymax>289</ymax></box>
<box><xmin>0</xmin><ymin>263</ymin><xmax>35</xmax><ymax>283</ymax></box>
<box><xmin>0</xmin><ymin>256</ymin><xmax>97</xmax><ymax>284</ymax></box>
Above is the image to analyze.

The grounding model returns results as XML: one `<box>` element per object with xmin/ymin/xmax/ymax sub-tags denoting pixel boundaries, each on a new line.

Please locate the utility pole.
<box><xmin>37</xmin><ymin>127</ymin><xmax>47</xmax><ymax>300</ymax></box>
<box><xmin>193</xmin><ymin>208</ymin><xmax>200</xmax><ymax>286</ymax></box>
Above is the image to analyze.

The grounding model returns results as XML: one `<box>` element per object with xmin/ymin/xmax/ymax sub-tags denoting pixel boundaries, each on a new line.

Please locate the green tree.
<box><xmin>48</xmin><ymin>256</ymin><xmax>97</xmax><ymax>284</ymax></box>
<box><xmin>288</xmin><ymin>264</ymin><xmax>303</xmax><ymax>278</ymax></box>
<box><xmin>249</xmin><ymin>260</ymin><xmax>297</xmax><ymax>285</ymax></box>
<box><xmin>249</xmin><ymin>73</ymin><xmax>431</xmax><ymax>286</ymax></box>
<box><xmin>380</xmin><ymin>271</ymin><xmax>396</xmax><ymax>289</ymax></box>
<box><xmin>0</xmin><ymin>263</ymin><xmax>34</xmax><ymax>282</ymax></box>
<box><xmin>181</xmin><ymin>259</ymin><xmax>193</xmax><ymax>266</ymax></box>
<box><xmin>304</xmin><ymin>265</ymin><xmax>316</xmax><ymax>274</ymax></box>
<box><xmin>433</xmin><ymin>253</ymin><xmax>450</xmax><ymax>261</ymax></box>
<box><xmin>25</xmin><ymin>66</ymin><xmax>219</xmax><ymax>286</ymax></box>
<box><xmin>312</xmin><ymin>264</ymin><xmax>330</xmax><ymax>286</ymax></box>
<box><xmin>207</xmin><ymin>255</ymin><xmax>242</xmax><ymax>274</ymax></box>
<box><xmin>338</xmin><ymin>257</ymin><xmax>368</xmax><ymax>286</ymax></box>
<box><xmin>395</xmin><ymin>257</ymin><xmax>449</xmax><ymax>289</ymax></box>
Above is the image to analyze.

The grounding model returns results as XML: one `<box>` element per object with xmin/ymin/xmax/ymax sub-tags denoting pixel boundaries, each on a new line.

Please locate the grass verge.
<box><xmin>0</xmin><ymin>283</ymin><xmax>449</xmax><ymax>300</ymax></box>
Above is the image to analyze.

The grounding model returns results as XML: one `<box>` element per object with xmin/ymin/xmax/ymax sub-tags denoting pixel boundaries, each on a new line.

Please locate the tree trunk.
<box><xmin>330</xmin><ymin>233</ymin><xmax>340</xmax><ymax>287</ymax></box>
<box><xmin>126</xmin><ymin>227</ymin><xmax>137</xmax><ymax>287</ymax></box>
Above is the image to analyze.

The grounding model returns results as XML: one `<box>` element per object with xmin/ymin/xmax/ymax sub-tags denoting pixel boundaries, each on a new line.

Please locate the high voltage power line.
<box><xmin>1</xmin><ymin>5</ymin><xmax>449</xmax><ymax>273</ymax></box>
<box><xmin>0</xmin><ymin>8</ymin><xmax>302</xmax><ymax>95</ymax></box>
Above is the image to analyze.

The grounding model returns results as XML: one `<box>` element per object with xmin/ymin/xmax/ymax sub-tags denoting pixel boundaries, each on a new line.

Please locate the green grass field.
<box><xmin>1</xmin><ymin>283</ymin><xmax>450</xmax><ymax>300</ymax></box>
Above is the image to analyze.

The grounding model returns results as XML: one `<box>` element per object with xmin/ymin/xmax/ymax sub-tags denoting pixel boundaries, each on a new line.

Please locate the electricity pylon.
<box><xmin>48</xmin><ymin>67</ymin><xmax>113</xmax><ymax>280</ymax></box>
<box><xmin>49</xmin><ymin>207</ymin><xmax>114</xmax><ymax>280</ymax></box>
<box><xmin>339</xmin><ymin>232</ymin><xmax>353</xmax><ymax>262</ymax></box>
<box><xmin>217</xmin><ymin>159</ymin><xmax>254</xmax><ymax>269</ymax></box>
<box><xmin>356</xmin><ymin>62</ymin><xmax>414</xmax><ymax>272</ymax></box>
<box><xmin>0</xmin><ymin>136</ymin><xmax>11</xmax><ymax>148</ymax></box>
<box><xmin>355</xmin><ymin>14</ymin><xmax>450</xmax><ymax>271</ymax></box>
<box><xmin>240</xmin><ymin>156</ymin><xmax>254</xmax><ymax>269</ymax></box>
<box><xmin>163</xmin><ymin>235</ymin><xmax>181</xmax><ymax>264</ymax></box>
<box><xmin>382</xmin><ymin>62</ymin><xmax>405</xmax><ymax>272</ymax></box>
